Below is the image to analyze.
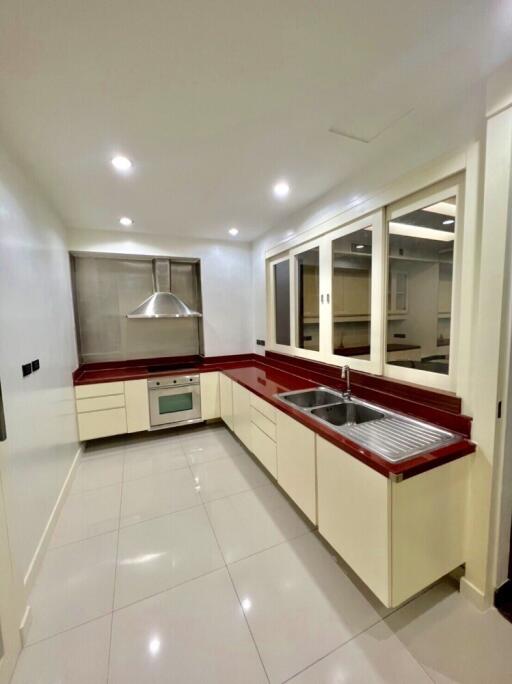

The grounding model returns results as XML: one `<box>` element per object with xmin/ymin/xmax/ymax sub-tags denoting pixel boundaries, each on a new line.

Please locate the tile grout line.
<box><xmin>280</xmin><ymin>615</ymin><xmax>385</xmax><ymax>684</ymax></box>
<box><xmin>105</xmin><ymin>450</ymin><xmax>125</xmax><ymax>684</ymax></box>
<box><xmin>47</xmin><ymin>462</ymin><xmax>272</xmax><ymax>554</ymax></box>
<box><xmin>279</xmin><ymin>581</ymin><xmax>439</xmax><ymax>684</ymax></box>
<box><xmin>23</xmin><ymin>611</ymin><xmax>114</xmax><ymax>649</ymax></box>
<box><xmin>201</xmin><ymin>497</ymin><xmax>272</xmax><ymax>684</ymax></box>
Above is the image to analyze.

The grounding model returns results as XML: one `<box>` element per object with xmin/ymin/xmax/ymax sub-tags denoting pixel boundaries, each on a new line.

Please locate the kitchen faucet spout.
<box><xmin>341</xmin><ymin>365</ymin><xmax>351</xmax><ymax>399</ymax></box>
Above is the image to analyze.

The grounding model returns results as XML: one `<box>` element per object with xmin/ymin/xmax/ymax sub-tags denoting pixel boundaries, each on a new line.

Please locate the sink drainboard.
<box><xmin>338</xmin><ymin>416</ymin><xmax>458</xmax><ymax>463</ymax></box>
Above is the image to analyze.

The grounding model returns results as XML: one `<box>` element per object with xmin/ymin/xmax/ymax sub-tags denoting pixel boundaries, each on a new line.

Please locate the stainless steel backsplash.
<box><xmin>71</xmin><ymin>255</ymin><xmax>203</xmax><ymax>363</ymax></box>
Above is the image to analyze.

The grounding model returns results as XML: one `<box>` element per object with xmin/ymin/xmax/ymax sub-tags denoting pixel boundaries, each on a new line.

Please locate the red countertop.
<box><xmin>73</xmin><ymin>354</ymin><xmax>475</xmax><ymax>481</ymax></box>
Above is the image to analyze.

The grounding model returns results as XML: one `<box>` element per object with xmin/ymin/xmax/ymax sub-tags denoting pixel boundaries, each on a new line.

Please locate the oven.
<box><xmin>148</xmin><ymin>374</ymin><xmax>202</xmax><ymax>429</ymax></box>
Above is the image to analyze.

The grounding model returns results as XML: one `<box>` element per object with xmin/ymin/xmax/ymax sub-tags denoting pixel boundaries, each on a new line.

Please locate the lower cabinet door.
<box><xmin>200</xmin><ymin>372</ymin><xmax>220</xmax><ymax>420</ymax></box>
<box><xmin>125</xmin><ymin>379</ymin><xmax>150</xmax><ymax>433</ymax></box>
<box><xmin>276</xmin><ymin>410</ymin><xmax>317</xmax><ymax>523</ymax></box>
<box><xmin>219</xmin><ymin>373</ymin><xmax>234</xmax><ymax>430</ymax></box>
<box><xmin>251</xmin><ymin>422</ymin><xmax>277</xmax><ymax>477</ymax></box>
<box><xmin>316</xmin><ymin>436</ymin><xmax>391</xmax><ymax>606</ymax></box>
<box><xmin>232</xmin><ymin>382</ymin><xmax>252</xmax><ymax>450</ymax></box>
<box><xmin>77</xmin><ymin>407</ymin><xmax>127</xmax><ymax>441</ymax></box>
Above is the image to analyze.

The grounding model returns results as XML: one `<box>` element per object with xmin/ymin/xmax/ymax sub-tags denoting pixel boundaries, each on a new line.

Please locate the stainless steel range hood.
<box><xmin>126</xmin><ymin>259</ymin><xmax>202</xmax><ymax>319</ymax></box>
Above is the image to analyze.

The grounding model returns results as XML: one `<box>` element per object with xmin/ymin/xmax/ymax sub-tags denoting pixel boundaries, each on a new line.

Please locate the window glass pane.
<box><xmin>296</xmin><ymin>247</ymin><xmax>319</xmax><ymax>351</ymax></box>
<box><xmin>158</xmin><ymin>393</ymin><xmax>193</xmax><ymax>414</ymax></box>
<box><xmin>332</xmin><ymin>228</ymin><xmax>372</xmax><ymax>359</ymax></box>
<box><xmin>386</xmin><ymin>195</ymin><xmax>456</xmax><ymax>375</ymax></box>
<box><xmin>274</xmin><ymin>261</ymin><xmax>290</xmax><ymax>345</ymax></box>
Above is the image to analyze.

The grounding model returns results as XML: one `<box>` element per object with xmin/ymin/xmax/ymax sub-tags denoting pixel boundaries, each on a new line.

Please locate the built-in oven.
<box><xmin>148</xmin><ymin>374</ymin><xmax>202</xmax><ymax>429</ymax></box>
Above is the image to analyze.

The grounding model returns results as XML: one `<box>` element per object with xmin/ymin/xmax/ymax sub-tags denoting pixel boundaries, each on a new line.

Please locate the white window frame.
<box><xmin>383</xmin><ymin>174</ymin><xmax>463</xmax><ymax>391</ymax></box>
<box><xmin>289</xmin><ymin>237</ymin><xmax>326</xmax><ymax>362</ymax></box>
<box><xmin>322</xmin><ymin>210</ymin><xmax>384</xmax><ymax>374</ymax></box>
<box><xmin>267</xmin><ymin>253</ymin><xmax>293</xmax><ymax>354</ymax></box>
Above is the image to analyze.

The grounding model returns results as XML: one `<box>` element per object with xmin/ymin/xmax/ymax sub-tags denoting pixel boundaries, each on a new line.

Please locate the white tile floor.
<box><xmin>11</xmin><ymin>424</ymin><xmax>512</xmax><ymax>683</ymax></box>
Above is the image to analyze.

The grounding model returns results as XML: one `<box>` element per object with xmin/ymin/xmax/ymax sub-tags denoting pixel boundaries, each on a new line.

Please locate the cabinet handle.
<box><xmin>321</xmin><ymin>294</ymin><xmax>324</xmax><ymax>304</ymax></box>
<box><xmin>326</xmin><ymin>293</ymin><xmax>330</xmax><ymax>303</ymax></box>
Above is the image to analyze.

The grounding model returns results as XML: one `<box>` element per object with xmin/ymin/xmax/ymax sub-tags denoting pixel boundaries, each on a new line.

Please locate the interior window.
<box><xmin>332</xmin><ymin>227</ymin><xmax>372</xmax><ymax>360</ymax></box>
<box><xmin>386</xmin><ymin>196</ymin><xmax>456</xmax><ymax>375</ymax></box>
<box><xmin>296</xmin><ymin>247</ymin><xmax>319</xmax><ymax>351</ymax></box>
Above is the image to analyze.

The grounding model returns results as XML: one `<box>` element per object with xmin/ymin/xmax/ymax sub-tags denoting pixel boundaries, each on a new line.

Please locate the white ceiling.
<box><xmin>0</xmin><ymin>0</ymin><xmax>511</xmax><ymax>242</ymax></box>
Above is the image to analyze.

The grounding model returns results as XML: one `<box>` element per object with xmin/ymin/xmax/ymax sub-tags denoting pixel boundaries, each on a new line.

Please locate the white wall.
<box><xmin>0</xmin><ymin>144</ymin><xmax>79</xmax><ymax>581</ymax></box>
<box><xmin>67</xmin><ymin>228</ymin><xmax>253</xmax><ymax>357</ymax></box>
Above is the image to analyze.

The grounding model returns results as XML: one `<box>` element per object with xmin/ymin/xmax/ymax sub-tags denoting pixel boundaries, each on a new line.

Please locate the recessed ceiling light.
<box><xmin>389</xmin><ymin>222</ymin><xmax>454</xmax><ymax>242</ymax></box>
<box><xmin>111</xmin><ymin>155</ymin><xmax>133</xmax><ymax>172</ymax></box>
<box><xmin>442</xmin><ymin>219</ymin><xmax>455</xmax><ymax>225</ymax></box>
<box><xmin>119</xmin><ymin>217</ymin><xmax>133</xmax><ymax>227</ymax></box>
<box><xmin>228</xmin><ymin>227</ymin><xmax>239</xmax><ymax>236</ymax></box>
<box><xmin>273</xmin><ymin>180</ymin><xmax>290</xmax><ymax>199</ymax></box>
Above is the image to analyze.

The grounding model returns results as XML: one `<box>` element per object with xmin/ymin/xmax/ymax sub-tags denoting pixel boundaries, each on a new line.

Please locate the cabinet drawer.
<box><xmin>75</xmin><ymin>382</ymin><xmax>125</xmax><ymax>399</ymax></box>
<box><xmin>76</xmin><ymin>394</ymin><xmax>126</xmax><ymax>414</ymax></box>
<box><xmin>250</xmin><ymin>393</ymin><xmax>276</xmax><ymax>423</ymax></box>
<box><xmin>250</xmin><ymin>406</ymin><xmax>276</xmax><ymax>441</ymax></box>
<box><xmin>77</xmin><ymin>407</ymin><xmax>127</xmax><ymax>441</ymax></box>
<box><xmin>251</xmin><ymin>423</ymin><xmax>277</xmax><ymax>478</ymax></box>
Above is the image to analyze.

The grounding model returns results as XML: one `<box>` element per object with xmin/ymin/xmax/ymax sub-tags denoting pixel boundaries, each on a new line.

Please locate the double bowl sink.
<box><xmin>275</xmin><ymin>387</ymin><xmax>459</xmax><ymax>464</ymax></box>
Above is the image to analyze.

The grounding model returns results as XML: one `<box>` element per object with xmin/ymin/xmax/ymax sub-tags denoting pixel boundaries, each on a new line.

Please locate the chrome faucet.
<box><xmin>341</xmin><ymin>365</ymin><xmax>351</xmax><ymax>399</ymax></box>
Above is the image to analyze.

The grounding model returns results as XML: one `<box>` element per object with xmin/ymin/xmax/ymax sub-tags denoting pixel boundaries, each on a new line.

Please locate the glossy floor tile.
<box><xmin>288</xmin><ymin>620</ymin><xmax>432</xmax><ymax>683</ymax></box>
<box><xmin>12</xmin><ymin>616</ymin><xmax>112</xmax><ymax>684</ymax></box>
<box><xmin>109</xmin><ymin>569</ymin><xmax>268</xmax><ymax>684</ymax></box>
<box><xmin>120</xmin><ymin>467</ymin><xmax>202</xmax><ymax>527</ymax></box>
<box><xmin>14</xmin><ymin>426</ymin><xmax>512</xmax><ymax>683</ymax></box>
<box><xmin>72</xmin><ymin>451</ymin><xmax>124</xmax><ymax>492</ymax></box>
<box><xmin>27</xmin><ymin>531</ymin><xmax>117</xmax><ymax>644</ymax></box>
<box><xmin>115</xmin><ymin>505</ymin><xmax>224</xmax><ymax>608</ymax></box>
<box><xmin>385</xmin><ymin>577</ymin><xmax>512</xmax><ymax>683</ymax></box>
<box><xmin>229</xmin><ymin>532</ymin><xmax>383</xmax><ymax>683</ymax></box>
<box><xmin>191</xmin><ymin>451</ymin><xmax>269</xmax><ymax>502</ymax></box>
<box><xmin>182</xmin><ymin>427</ymin><xmax>245</xmax><ymax>464</ymax></box>
<box><xmin>123</xmin><ymin>441</ymin><xmax>188</xmax><ymax>481</ymax></box>
<box><xmin>50</xmin><ymin>482</ymin><xmax>121</xmax><ymax>548</ymax></box>
<box><xmin>206</xmin><ymin>484</ymin><xmax>310</xmax><ymax>563</ymax></box>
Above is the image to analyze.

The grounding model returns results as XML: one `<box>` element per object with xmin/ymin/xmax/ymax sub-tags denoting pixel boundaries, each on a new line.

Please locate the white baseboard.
<box><xmin>23</xmin><ymin>445</ymin><xmax>82</xmax><ymax>593</ymax></box>
<box><xmin>19</xmin><ymin>604</ymin><xmax>32</xmax><ymax>646</ymax></box>
<box><xmin>460</xmin><ymin>576</ymin><xmax>491</xmax><ymax>610</ymax></box>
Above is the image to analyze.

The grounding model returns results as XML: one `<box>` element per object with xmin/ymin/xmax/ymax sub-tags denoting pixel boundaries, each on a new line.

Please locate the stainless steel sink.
<box><xmin>311</xmin><ymin>402</ymin><xmax>385</xmax><ymax>426</ymax></box>
<box><xmin>274</xmin><ymin>387</ymin><xmax>460</xmax><ymax>464</ymax></box>
<box><xmin>277</xmin><ymin>387</ymin><xmax>342</xmax><ymax>409</ymax></box>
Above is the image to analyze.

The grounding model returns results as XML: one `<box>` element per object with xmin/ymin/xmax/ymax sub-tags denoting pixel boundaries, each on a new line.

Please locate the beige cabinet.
<box><xmin>125</xmin><ymin>379</ymin><xmax>150</xmax><ymax>433</ymax></box>
<box><xmin>232</xmin><ymin>382</ymin><xmax>252</xmax><ymax>450</ymax></box>
<box><xmin>333</xmin><ymin>268</ymin><xmax>371</xmax><ymax>316</ymax></box>
<box><xmin>250</xmin><ymin>394</ymin><xmax>277</xmax><ymax>477</ymax></box>
<box><xmin>219</xmin><ymin>373</ymin><xmax>234</xmax><ymax>430</ymax></box>
<box><xmin>75</xmin><ymin>381</ymin><xmax>124</xmax><ymax>399</ymax></box>
<box><xmin>200</xmin><ymin>372</ymin><xmax>221</xmax><ymax>420</ymax></box>
<box><xmin>317</xmin><ymin>437</ymin><xmax>390</xmax><ymax>603</ymax></box>
<box><xmin>251</xmin><ymin>422</ymin><xmax>277</xmax><ymax>477</ymax></box>
<box><xmin>276</xmin><ymin>409</ymin><xmax>317</xmax><ymax>523</ymax></box>
<box><xmin>77</xmin><ymin>407</ymin><xmax>127</xmax><ymax>441</ymax></box>
<box><xmin>75</xmin><ymin>382</ymin><xmax>127</xmax><ymax>441</ymax></box>
<box><xmin>316</xmin><ymin>436</ymin><xmax>468</xmax><ymax>607</ymax></box>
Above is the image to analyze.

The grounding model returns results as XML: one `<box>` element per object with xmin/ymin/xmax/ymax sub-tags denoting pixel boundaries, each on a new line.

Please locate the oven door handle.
<box><xmin>148</xmin><ymin>384</ymin><xmax>199</xmax><ymax>392</ymax></box>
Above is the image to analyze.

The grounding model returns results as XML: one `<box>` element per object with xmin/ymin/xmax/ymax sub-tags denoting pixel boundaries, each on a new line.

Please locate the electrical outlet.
<box><xmin>31</xmin><ymin>359</ymin><xmax>40</xmax><ymax>372</ymax></box>
<box><xmin>256</xmin><ymin>339</ymin><xmax>265</xmax><ymax>346</ymax></box>
<box><xmin>22</xmin><ymin>363</ymin><xmax>32</xmax><ymax>377</ymax></box>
